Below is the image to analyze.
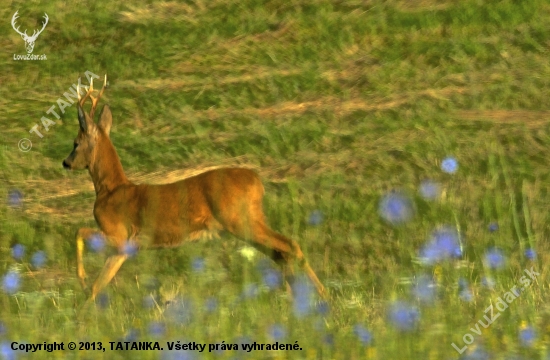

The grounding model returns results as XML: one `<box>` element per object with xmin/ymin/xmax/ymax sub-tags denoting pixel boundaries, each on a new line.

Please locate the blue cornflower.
<box><xmin>484</xmin><ymin>248</ymin><xmax>506</xmax><ymax>270</ymax></box>
<box><xmin>204</xmin><ymin>297</ymin><xmax>217</xmax><ymax>313</ymax></box>
<box><xmin>458</xmin><ymin>278</ymin><xmax>473</xmax><ymax>302</ymax></box>
<box><xmin>191</xmin><ymin>257</ymin><xmax>205</xmax><ymax>273</ymax></box>
<box><xmin>2</xmin><ymin>271</ymin><xmax>20</xmax><ymax>294</ymax></box>
<box><xmin>292</xmin><ymin>275</ymin><xmax>314</xmax><ymax>318</ymax></box>
<box><xmin>519</xmin><ymin>325</ymin><xmax>536</xmax><ymax>347</ymax></box>
<box><xmin>441</xmin><ymin>156</ymin><xmax>458</xmax><ymax>174</ymax></box>
<box><xmin>524</xmin><ymin>248</ymin><xmax>536</xmax><ymax>260</ymax></box>
<box><xmin>267</xmin><ymin>324</ymin><xmax>286</xmax><ymax>341</ymax></box>
<box><xmin>460</xmin><ymin>347</ymin><xmax>490</xmax><ymax>360</ymax></box>
<box><xmin>262</xmin><ymin>268</ymin><xmax>282</xmax><ymax>290</ymax></box>
<box><xmin>242</xmin><ymin>283</ymin><xmax>259</xmax><ymax>299</ymax></box>
<box><xmin>11</xmin><ymin>244</ymin><xmax>25</xmax><ymax>260</ymax></box>
<box><xmin>419</xmin><ymin>226</ymin><xmax>462</xmax><ymax>264</ymax></box>
<box><xmin>308</xmin><ymin>210</ymin><xmax>323</xmax><ymax>226</ymax></box>
<box><xmin>316</xmin><ymin>300</ymin><xmax>330</xmax><ymax>315</ymax></box>
<box><xmin>323</xmin><ymin>333</ymin><xmax>334</xmax><ymax>346</ymax></box>
<box><xmin>481</xmin><ymin>276</ymin><xmax>495</xmax><ymax>290</ymax></box>
<box><xmin>353</xmin><ymin>324</ymin><xmax>373</xmax><ymax>345</ymax></box>
<box><xmin>161</xmin><ymin>340</ymin><xmax>196</xmax><ymax>360</ymax></box>
<box><xmin>143</xmin><ymin>295</ymin><xmax>156</xmax><ymax>309</ymax></box>
<box><xmin>412</xmin><ymin>275</ymin><xmax>437</xmax><ymax>303</ymax></box>
<box><xmin>234</xmin><ymin>336</ymin><xmax>253</xmax><ymax>354</ymax></box>
<box><xmin>8</xmin><ymin>189</ymin><xmax>23</xmax><ymax>208</ymax></box>
<box><xmin>31</xmin><ymin>251</ymin><xmax>46</xmax><ymax>269</ymax></box>
<box><xmin>121</xmin><ymin>241</ymin><xmax>138</xmax><ymax>257</ymax></box>
<box><xmin>388</xmin><ymin>301</ymin><xmax>420</xmax><ymax>331</ymax></box>
<box><xmin>165</xmin><ymin>298</ymin><xmax>194</xmax><ymax>325</ymax></box>
<box><xmin>379</xmin><ymin>192</ymin><xmax>414</xmax><ymax>225</ymax></box>
<box><xmin>149</xmin><ymin>322</ymin><xmax>165</xmax><ymax>337</ymax></box>
<box><xmin>0</xmin><ymin>341</ymin><xmax>15</xmax><ymax>360</ymax></box>
<box><xmin>88</xmin><ymin>234</ymin><xmax>105</xmax><ymax>252</ymax></box>
<box><xmin>419</xmin><ymin>180</ymin><xmax>440</xmax><ymax>201</ymax></box>
<box><xmin>488</xmin><ymin>223</ymin><xmax>499</xmax><ymax>232</ymax></box>
<box><xmin>96</xmin><ymin>293</ymin><xmax>109</xmax><ymax>309</ymax></box>
<box><xmin>123</xmin><ymin>328</ymin><xmax>139</xmax><ymax>342</ymax></box>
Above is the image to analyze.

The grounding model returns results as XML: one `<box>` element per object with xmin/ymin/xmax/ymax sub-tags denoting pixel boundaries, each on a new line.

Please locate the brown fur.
<box><xmin>63</xmin><ymin>77</ymin><xmax>326</xmax><ymax>301</ymax></box>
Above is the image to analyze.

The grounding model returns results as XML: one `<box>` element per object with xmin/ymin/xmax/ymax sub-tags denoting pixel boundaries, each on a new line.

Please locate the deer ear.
<box><xmin>77</xmin><ymin>105</ymin><xmax>94</xmax><ymax>133</ymax></box>
<box><xmin>97</xmin><ymin>105</ymin><xmax>112</xmax><ymax>136</ymax></box>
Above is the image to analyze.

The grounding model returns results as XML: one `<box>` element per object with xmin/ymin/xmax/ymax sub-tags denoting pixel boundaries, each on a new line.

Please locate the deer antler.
<box><xmin>77</xmin><ymin>75</ymin><xmax>108</xmax><ymax>118</ymax></box>
<box><xmin>11</xmin><ymin>11</ymin><xmax>28</xmax><ymax>38</ymax></box>
<box><xmin>30</xmin><ymin>13</ymin><xmax>49</xmax><ymax>40</ymax></box>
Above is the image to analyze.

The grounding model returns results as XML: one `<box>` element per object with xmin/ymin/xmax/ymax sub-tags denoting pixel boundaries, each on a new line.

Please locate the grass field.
<box><xmin>1</xmin><ymin>0</ymin><xmax>550</xmax><ymax>359</ymax></box>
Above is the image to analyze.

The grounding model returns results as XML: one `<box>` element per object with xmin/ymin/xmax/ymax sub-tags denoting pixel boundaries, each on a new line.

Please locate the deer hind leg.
<box><xmin>255</xmin><ymin>223</ymin><xmax>327</xmax><ymax>299</ymax></box>
<box><xmin>247</xmin><ymin>242</ymin><xmax>294</xmax><ymax>292</ymax></box>
<box><xmin>224</xmin><ymin>218</ymin><xmax>326</xmax><ymax>299</ymax></box>
<box><xmin>75</xmin><ymin>228</ymin><xmax>105</xmax><ymax>290</ymax></box>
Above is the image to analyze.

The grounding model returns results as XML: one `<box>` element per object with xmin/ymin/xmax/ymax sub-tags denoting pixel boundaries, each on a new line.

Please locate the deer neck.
<box><xmin>89</xmin><ymin>135</ymin><xmax>130</xmax><ymax>195</ymax></box>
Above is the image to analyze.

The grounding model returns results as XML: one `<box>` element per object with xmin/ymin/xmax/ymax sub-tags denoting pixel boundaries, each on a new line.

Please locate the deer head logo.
<box><xmin>11</xmin><ymin>10</ymin><xmax>48</xmax><ymax>54</ymax></box>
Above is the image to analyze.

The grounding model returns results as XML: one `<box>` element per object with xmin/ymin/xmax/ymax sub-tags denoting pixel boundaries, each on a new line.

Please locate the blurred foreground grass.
<box><xmin>1</xmin><ymin>0</ymin><xmax>550</xmax><ymax>359</ymax></box>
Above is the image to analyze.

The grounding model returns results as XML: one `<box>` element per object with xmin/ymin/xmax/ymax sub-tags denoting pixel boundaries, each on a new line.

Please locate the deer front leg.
<box><xmin>90</xmin><ymin>254</ymin><xmax>129</xmax><ymax>300</ymax></box>
<box><xmin>75</xmin><ymin>228</ymin><xmax>103</xmax><ymax>290</ymax></box>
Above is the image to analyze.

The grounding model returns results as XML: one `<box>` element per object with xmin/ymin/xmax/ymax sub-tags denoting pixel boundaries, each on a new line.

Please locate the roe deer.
<box><xmin>62</xmin><ymin>75</ymin><xmax>327</xmax><ymax>302</ymax></box>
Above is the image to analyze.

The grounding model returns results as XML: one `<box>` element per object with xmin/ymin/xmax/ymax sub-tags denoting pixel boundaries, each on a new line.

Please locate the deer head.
<box><xmin>11</xmin><ymin>10</ymin><xmax>48</xmax><ymax>54</ymax></box>
<box><xmin>63</xmin><ymin>76</ymin><xmax>111</xmax><ymax>171</ymax></box>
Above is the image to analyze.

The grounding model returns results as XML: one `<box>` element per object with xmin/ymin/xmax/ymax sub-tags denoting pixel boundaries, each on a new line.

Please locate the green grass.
<box><xmin>1</xmin><ymin>0</ymin><xmax>550</xmax><ymax>358</ymax></box>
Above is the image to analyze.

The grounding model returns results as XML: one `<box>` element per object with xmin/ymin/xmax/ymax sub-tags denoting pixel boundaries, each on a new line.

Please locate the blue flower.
<box><xmin>204</xmin><ymin>297</ymin><xmax>217</xmax><ymax>313</ymax></box>
<box><xmin>121</xmin><ymin>241</ymin><xmax>138</xmax><ymax>257</ymax></box>
<box><xmin>419</xmin><ymin>180</ymin><xmax>440</xmax><ymax>201</ymax></box>
<box><xmin>142</xmin><ymin>295</ymin><xmax>156</xmax><ymax>309</ymax></box>
<box><xmin>481</xmin><ymin>276</ymin><xmax>495</xmax><ymax>290</ymax></box>
<box><xmin>379</xmin><ymin>192</ymin><xmax>414</xmax><ymax>225</ymax></box>
<box><xmin>122</xmin><ymin>328</ymin><xmax>139</xmax><ymax>342</ymax></box>
<box><xmin>441</xmin><ymin>156</ymin><xmax>458</xmax><ymax>174</ymax></box>
<box><xmin>524</xmin><ymin>248</ymin><xmax>536</xmax><ymax>260</ymax></box>
<box><xmin>292</xmin><ymin>275</ymin><xmax>314</xmax><ymax>318</ymax></box>
<box><xmin>0</xmin><ymin>341</ymin><xmax>16</xmax><ymax>360</ymax></box>
<box><xmin>2</xmin><ymin>271</ymin><xmax>20</xmax><ymax>294</ymax></box>
<box><xmin>165</xmin><ymin>298</ymin><xmax>194</xmax><ymax>325</ymax></box>
<box><xmin>419</xmin><ymin>226</ymin><xmax>462</xmax><ymax>264</ymax></box>
<box><xmin>308</xmin><ymin>210</ymin><xmax>323</xmax><ymax>226</ymax></box>
<box><xmin>31</xmin><ymin>251</ymin><xmax>46</xmax><ymax>269</ymax></box>
<box><xmin>161</xmin><ymin>340</ymin><xmax>196</xmax><ymax>360</ymax></box>
<box><xmin>148</xmin><ymin>322</ymin><xmax>165</xmax><ymax>337</ymax></box>
<box><xmin>11</xmin><ymin>244</ymin><xmax>25</xmax><ymax>260</ymax></box>
<box><xmin>460</xmin><ymin>347</ymin><xmax>490</xmax><ymax>360</ymax></box>
<box><xmin>96</xmin><ymin>293</ymin><xmax>109</xmax><ymax>309</ymax></box>
<box><xmin>242</xmin><ymin>283</ymin><xmax>259</xmax><ymax>299</ymax></box>
<box><xmin>234</xmin><ymin>336</ymin><xmax>253</xmax><ymax>354</ymax></box>
<box><xmin>353</xmin><ymin>324</ymin><xmax>373</xmax><ymax>345</ymax></box>
<box><xmin>484</xmin><ymin>248</ymin><xmax>506</xmax><ymax>270</ymax></box>
<box><xmin>316</xmin><ymin>300</ymin><xmax>330</xmax><ymax>315</ymax></box>
<box><xmin>388</xmin><ymin>301</ymin><xmax>420</xmax><ymax>331</ymax></box>
<box><xmin>8</xmin><ymin>189</ymin><xmax>23</xmax><ymax>208</ymax></box>
<box><xmin>267</xmin><ymin>324</ymin><xmax>286</xmax><ymax>341</ymax></box>
<box><xmin>519</xmin><ymin>325</ymin><xmax>536</xmax><ymax>347</ymax></box>
<box><xmin>191</xmin><ymin>257</ymin><xmax>205</xmax><ymax>273</ymax></box>
<box><xmin>458</xmin><ymin>278</ymin><xmax>473</xmax><ymax>302</ymax></box>
<box><xmin>144</xmin><ymin>277</ymin><xmax>161</xmax><ymax>291</ymax></box>
<box><xmin>323</xmin><ymin>333</ymin><xmax>334</xmax><ymax>346</ymax></box>
<box><xmin>88</xmin><ymin>234</ymin><xmax>105</xmax><ymax>252</ymax></box>
<box><xmin>488</xmin><ymin>223</ymin><xmax>499</xmax><ymax>232</ymax></box>
<box><xmin>262</xmin><ymin>268</ymin><xmax>282</xmax><ymax>290</ymax></box>
<box><xmin>412</xmin><ymin>275</ymin><xmax>437</xmax><ymax>303</ymax></box>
